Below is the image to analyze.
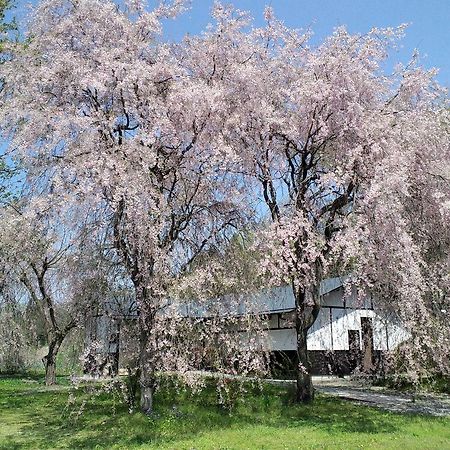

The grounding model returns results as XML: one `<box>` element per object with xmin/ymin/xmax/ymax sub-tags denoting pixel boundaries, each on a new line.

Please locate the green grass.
<box><xmin>0</xmin><ymin>375</ymin><xmax>449</xmax><ymax>450</ymax></box>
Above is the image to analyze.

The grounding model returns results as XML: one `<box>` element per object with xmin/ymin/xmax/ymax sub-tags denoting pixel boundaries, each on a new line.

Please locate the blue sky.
<box><xmin>10</xmin><ymin>0</ymin><xmax>450</xmax><ymax>86</ymax></box>
<box><xmin>162</xmin><ymin>0</ymin><xmax>450</xmax><ymax>86</ymax></box>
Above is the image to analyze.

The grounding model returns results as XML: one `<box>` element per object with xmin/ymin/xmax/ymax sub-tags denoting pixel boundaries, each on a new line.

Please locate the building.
<box><xmin>247</xmin><ymin>277</ymin><xmax>408</xmax><ymax>375</ymax></box>
<box><xmin>84</xmin><ymin>277</ymin><xmax>409</xmax><ymax>376</ymax></box>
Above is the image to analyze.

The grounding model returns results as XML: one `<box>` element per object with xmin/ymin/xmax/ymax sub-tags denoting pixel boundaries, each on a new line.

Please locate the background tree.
<box><xmin>0</xmin><ymin>281</ymin><xmax>28</xmax><ymax>373</ymax></box>
<box><xmin>0</xmin><ymin>200</ymin><xmax>103</xmax><ymax>384</ymax></box>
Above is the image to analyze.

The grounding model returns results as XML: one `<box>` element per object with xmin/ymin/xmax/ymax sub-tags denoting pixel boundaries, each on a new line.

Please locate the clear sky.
<box><xmin>10</xmin><ymin>0</ymin><xmax>450</xmax><ymax>86</ymax></box>
<box><xmin>162</xmin><ymin>0</ymin><xmax>450</xmax><ymax>86</ymax></box>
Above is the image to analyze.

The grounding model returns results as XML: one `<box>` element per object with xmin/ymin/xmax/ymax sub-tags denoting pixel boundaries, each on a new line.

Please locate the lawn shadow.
<box><xmin>2</xmin><ymin>378</ymin><xmax>444</xmax><ymax>449</ymax></box>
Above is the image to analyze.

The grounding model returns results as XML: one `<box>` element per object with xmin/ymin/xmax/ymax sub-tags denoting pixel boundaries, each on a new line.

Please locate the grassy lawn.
<box><xmin>0</xmin><ymin>375</ymin><xmax>449</xmax><ymax>450</ymax></box>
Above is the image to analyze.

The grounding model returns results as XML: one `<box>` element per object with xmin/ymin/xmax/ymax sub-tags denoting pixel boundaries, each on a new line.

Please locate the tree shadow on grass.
<box><xmin>1</xmin><ymin>380</ymin><xmax>445</xmax><ymax>450</ymax></box>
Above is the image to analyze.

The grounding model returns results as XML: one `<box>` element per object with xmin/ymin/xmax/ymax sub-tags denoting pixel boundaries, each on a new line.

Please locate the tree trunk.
<box><xmin>295</xmin><ymin>318</ymin><xmax>314</xmax><ymax>402</ymax></box>
<box><xmin>42</xmin><ymin>337</ymin><xmax>62</xmax><ymax>386</ymax></box>
<box><xmin>114</xmin><ymin>203</ymin><xmax>158</xmax><ymax>415</ymax></box>
<box><xmin>140</xmin><ymin>369</ymin><xmax>155</xmax><ymax>415</ymax></box>
<box><xmin>293</xmin><ymin>286</ymin><xmax>315</xmax><ymax>403</ymax></box>
<box><xmin>135</xmin><ymin>284</ymin><xmax>157</xmax><ymax>415</ymax></box>
<box><xmin>138</xmin><ymin>325</ymin><xmax>156</xmax><ymax>415</ymax></box>
<box><xmin>43</xmin><ymin>354</ymin><xmax>57</xmax><ymax>385</ymax></box>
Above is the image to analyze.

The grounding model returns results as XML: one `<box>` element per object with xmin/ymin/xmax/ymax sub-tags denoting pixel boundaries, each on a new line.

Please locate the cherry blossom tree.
<box><xmin>0</xmin><ymin>0</ymin><xmax>268</xmax><ymax>412</ymax></box>
<box><xmin>190</xmin><ymin>5</ymin><xmax>450</xmax><ymax>401</ymax></box>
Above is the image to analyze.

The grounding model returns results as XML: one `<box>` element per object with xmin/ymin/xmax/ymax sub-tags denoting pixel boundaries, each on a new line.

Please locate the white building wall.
<box><xmin>307</xmin><ymin>308</ymin><xmax>333</xmax><ymax>350</ymax></box>
<box><xmin>330</xmin><ymin>309</ymin><xmax>362</xmax><ymax>350</ymax></box>
<box><xmin>265</xmin><ymin>307</ymin><xmax>409</xmax><ymax>352</ymax></box>
<box><xmin>245</xmin><ymin>285</ymin><xmax>410</xmax><ymax>353</ymax></box>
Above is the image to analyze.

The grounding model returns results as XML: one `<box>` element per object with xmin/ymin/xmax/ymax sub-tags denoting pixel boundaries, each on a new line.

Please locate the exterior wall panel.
<box><xmin>307</xmin><ymin>308</ymin><xmax>333</xmax><ymax>350</ymax></box>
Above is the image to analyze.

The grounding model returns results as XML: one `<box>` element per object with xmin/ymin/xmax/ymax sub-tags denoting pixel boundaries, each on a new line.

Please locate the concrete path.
<box><xmin>264</xmin><ymin>377</ymin><xmax>450</xmax><ymax>417</ymax></box>
<box><xmin>312</xmin><ymin>378</ymin><xmax>450</xmax><ymax>417</ymax></box>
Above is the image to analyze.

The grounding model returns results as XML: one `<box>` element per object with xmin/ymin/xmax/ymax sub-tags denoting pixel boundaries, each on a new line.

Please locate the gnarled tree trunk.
<box><xmin>42</xmin><ymin>335</ymin><xmax>63</xmax><ymax>385</ymax></box>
